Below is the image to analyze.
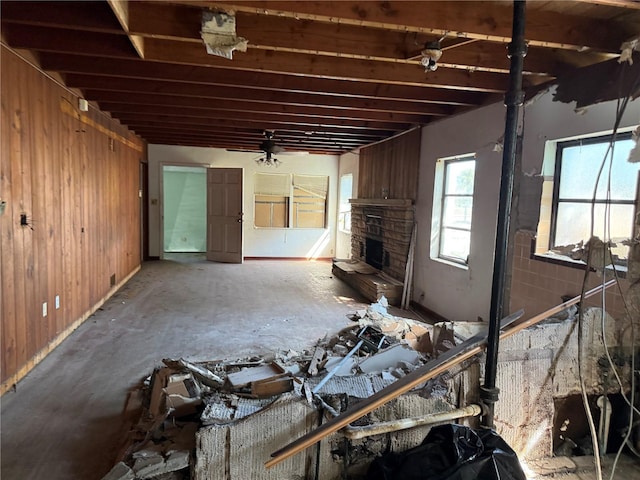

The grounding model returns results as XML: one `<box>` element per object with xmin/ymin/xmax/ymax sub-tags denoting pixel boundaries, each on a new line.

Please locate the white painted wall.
<box><xmin>336</xmin><ymin>151</ymin><xmax>360</xmax><ymax>259</ymax></box>
<box><xmin>414</xmin><ymin>88</ymin><xmax>639</xmax><ymax>322</ymax></box>
<box><xmin>148</xmin><ymin>144</ymin><xmax>340</xmax><ymax>259</ymax></box>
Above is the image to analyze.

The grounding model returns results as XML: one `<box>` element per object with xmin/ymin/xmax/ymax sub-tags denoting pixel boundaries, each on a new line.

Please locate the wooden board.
<box><xmin>332</xmin><ymin>264</ymin><xmax>403</xmax><ymax>305</ymax></box>
<box><xmin>334</xmin><ymin>260</ymin><xmax>380</xmax><ymax>275</ymax></box>
<box><xmin>227</xmin><ymin>363</ymin><xmax>286</xmax><ymax>389</ymax></box>
<box><xmin>266</xmin><ymin>279</ymin><xmax>615</xmax><ymax>468</ymax></box>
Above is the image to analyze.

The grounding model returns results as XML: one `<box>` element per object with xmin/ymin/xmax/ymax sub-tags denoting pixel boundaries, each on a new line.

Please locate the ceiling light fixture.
<box><xmin>420</xmin><ymin>40</ymin><xmax>443</xmax><ymax>72</ymax></box>
<box><xmin>256</xmin><ymin>151</ymin><xmax>281</xmax><ymax>167</ymax></box>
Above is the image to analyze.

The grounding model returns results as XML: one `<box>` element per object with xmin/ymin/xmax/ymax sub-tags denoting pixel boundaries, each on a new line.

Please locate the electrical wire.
<box><xmin>575</xmin><ymin>59</ymin><xmax>640</xmax><ymax>480</ymax></box>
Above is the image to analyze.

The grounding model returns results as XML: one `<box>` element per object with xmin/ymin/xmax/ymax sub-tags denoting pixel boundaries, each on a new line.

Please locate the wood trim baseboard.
<box><xmin>1</xmin><ymin>265</ymin><xmax>141</xmax><ymax>396</ymax></box>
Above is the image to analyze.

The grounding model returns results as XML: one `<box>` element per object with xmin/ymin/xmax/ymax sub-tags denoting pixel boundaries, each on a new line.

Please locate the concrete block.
<box><xmin>194</xmin><ymin>425</ymin><xmax>227</xmax><ymax>479</ymax></box>
<box><xmin>101</xmin><ymin>462</ymin><xmax>135</xmax><ymax>480</ymax></box>
<box><xmin>195</xmin><ymin>394</ymin><xmax>318</xmax><ymax>480</ymax></box>
<box><xmin>495</xmin><ymin>356</ymin><xmax>553</xmax><ymax>460</ymax></box>
<box><xmin>228</xmin><ymin>396</ymin><xmax>317</xmax><ymax>480</ymax></box>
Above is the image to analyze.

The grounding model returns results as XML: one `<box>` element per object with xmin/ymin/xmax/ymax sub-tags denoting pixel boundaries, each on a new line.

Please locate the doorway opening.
<box><xmin>162</xmin><ymin>165</ymin><xmax>207</xmax><ymax>255</ymax></box>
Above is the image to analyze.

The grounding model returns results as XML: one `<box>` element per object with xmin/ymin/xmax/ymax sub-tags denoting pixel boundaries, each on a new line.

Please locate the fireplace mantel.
<box><xmin>349</xmin><ymin>198</ymin><xmax>413</xmax><ymax>207</ymax></box>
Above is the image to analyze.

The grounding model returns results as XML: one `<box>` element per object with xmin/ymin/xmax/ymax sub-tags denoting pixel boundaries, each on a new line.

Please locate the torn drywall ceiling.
<box><xmin>200</xmin><ymin>10</ymin><xmax>248</xmax><ymax>59</ymax></box>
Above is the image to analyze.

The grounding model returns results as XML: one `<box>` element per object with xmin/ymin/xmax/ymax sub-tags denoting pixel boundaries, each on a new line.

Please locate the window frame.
<box><xmin>549</xmin><ymin>131</ymin><xmax>636</xmax><ymax>258</ymax></box>
<box><xmin>437</xmin><ymin>155</ymin><xmax>476</xmax><ymax>265</ymax></box>
<box><xmin>253</xmin><ymin>172</ymin><xmax>329</xmax><ymax>229</ymax></box>
<box><xmin>338</xmin><ymin>173</ymin><xmax>353</xmax><ymax>233</ymax></box>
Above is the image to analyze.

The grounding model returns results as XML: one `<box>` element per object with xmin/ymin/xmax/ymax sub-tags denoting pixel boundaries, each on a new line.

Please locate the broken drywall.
<box><xmin>101</xmin><ymin>299</ymin><xmax>472</xmax><ymax>480</ymax></box>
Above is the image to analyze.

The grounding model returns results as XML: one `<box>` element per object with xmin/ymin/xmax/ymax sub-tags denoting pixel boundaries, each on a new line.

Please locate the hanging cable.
<box><xmin>574</xmin><ymin>59</ymin><xmax>640</xmax><ymax>480</ymax></box>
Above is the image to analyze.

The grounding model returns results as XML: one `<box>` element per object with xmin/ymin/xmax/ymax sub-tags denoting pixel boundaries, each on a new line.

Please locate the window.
<box><xmin>548</xmin><ymin>132</ymin><xmax>638</xmax><ymax>262</ymax></box>
<box><xmin>433</xmin><ymin>156</ymin><xmax>476</xmax><ymax>265</ymax></box>
<box><xmin>254</xmin><ymin>173</ymin><xmax>290</xmax><ymax>227</ymax></box>
<box><xmin>338</xmin><ymin>174</ymin><xmax>353</xmax><ymax>232</ymax></box>
<box><xmin>292</xmin><ymin>174</ymin><xmax>328</xmax><ymax>228</ymax></box>
<box><xmin>254</xmin><ymin>173</ymin><xmax>328</xmax><ymax>228</ymax></box>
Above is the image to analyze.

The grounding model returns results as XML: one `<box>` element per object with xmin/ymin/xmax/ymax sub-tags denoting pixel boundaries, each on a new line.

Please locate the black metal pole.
<box><xmin>480</xmin><ymin>0</ymin><xmax>527</xmax><ymax>429</ymax></box>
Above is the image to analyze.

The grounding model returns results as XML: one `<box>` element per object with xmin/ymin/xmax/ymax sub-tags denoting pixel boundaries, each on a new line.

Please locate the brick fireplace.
<box><xmin>349</xmin><ymin>199</ymin><xmax>415</xmax><ymax>282</ymax></box>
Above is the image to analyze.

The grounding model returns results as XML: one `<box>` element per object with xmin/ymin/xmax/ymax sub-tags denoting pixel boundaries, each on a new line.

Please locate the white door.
<box><xmin>206</xmin><ymin>168</ymin><xmax>243</xmax><ymax>263</ymax></box>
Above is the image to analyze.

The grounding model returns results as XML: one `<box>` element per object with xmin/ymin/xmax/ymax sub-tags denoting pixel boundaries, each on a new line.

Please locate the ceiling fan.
<box><xmin>228</xmin><ymin>130</ymin><xmax>308</xmax><ymax>167</ymax></box>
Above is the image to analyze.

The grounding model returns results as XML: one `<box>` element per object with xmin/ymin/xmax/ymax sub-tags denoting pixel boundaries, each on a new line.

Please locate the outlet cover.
<box><xmin>42</xmin><ymin>302</ymin><xmax>48</xmax><ymax>317</ymax></box>
<box><xmin>55</xmin><ymin>295</ymin><xmax>60</xmax><ymax>310</ymax></box>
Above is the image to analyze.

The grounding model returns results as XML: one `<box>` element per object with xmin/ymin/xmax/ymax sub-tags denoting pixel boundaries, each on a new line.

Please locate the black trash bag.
<box><xmin>365</xmin><ymin>423</ymin><xmax>527</xmax><ymax>480</ymax></box>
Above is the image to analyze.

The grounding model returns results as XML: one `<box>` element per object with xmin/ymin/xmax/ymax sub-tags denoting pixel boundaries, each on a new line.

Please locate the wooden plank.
<box><xmin>40</xmin><ymin>54</ymin><xmax>483</xmax><ymax>107</ymax></box>
<box><xmin>227</xmin><ymin>363</ymin><xmax>286</xmax><ymax>389</ymax></box>
<box><xmin>266</xmin><ymin>280</ymin><xmax>615</xmax><ymax>467</ymax></box>
<box><xmin>66</xmin><ymin>75</ymin><xmax>452</xmax><ymax>116</ymax></box>
<box><xmin>17</xmin><ymin>52</ymin><xmax>35</xmax><ymax>365</ymax></box>
<box><xmin>251</xmin><ymin>377</ymin><xmax>294</xmax><ymax>398</ymax></box>
<box><xmin>1</xmin><ymin>50</ymin><xmax>17</xmax><ymax>384</ymax></box>
<box><xmin>144</xmin><ymin>38</ymin><xmax>509</xmax><ymax>93</ymax></box>
<box><xmin>31</xmin><ymin>62</ymin><xmax>51</xmax><ymax>348</ymax></box>
<box><xmin>207</xmin><ymin>1</ymin><xmax>624</xmax><ymax>52</ymax></box>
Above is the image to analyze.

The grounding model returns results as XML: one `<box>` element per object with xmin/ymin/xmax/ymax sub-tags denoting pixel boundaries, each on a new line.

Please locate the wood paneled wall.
<box><xmin>0</xmin><ymin>46</ymin><xmax>145</xmax><ymax>391</ymax></box>
<box><xmin>358</xmin><ymin>128</ymin><xmax>421</xmax><ymax>200</ymax></box>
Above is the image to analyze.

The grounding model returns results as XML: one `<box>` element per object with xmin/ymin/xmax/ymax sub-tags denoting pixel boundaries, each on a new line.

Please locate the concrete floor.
<box><xmin>1</xmin><ymin>256</ymin><xmax>369</xmax><ymax>480</ymax></box>
<box><xmin>3</xmin><ymin>255</ymin><xmax>638</xmax><ymax>479</ymax></box>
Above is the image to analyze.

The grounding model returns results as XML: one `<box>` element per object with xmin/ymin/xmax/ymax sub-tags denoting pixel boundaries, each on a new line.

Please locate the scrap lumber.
<box><xmin>401</xmin><ymin>224</ymin><xmax>417</xmax><ymax>309</ymax></box>
<box><xmin>227</xmin><ymin>362</ymin><xmax>286</xmax><ymax>389</ymax></box>
<box><xmin>307</xmin><ymin>347</ymin><xmax>326</xmax><ymax>377</ymax></box>
<box><xmin>252</xmin><ymin>377</ymin><xmax>294</xmax><ymax>398</ymax></box>
<box><xmin>333</xmin><ymin>261</ymin><xmax>403</xmax><ymax>305</ymax></box>
<box><xmin>265</xmin><ymin>279</ymin><xmax>615</xmax><ymax>468</ymax></box>
<box><xmin>162</xmin><ymin>358</ymin><xmax>223</xmax><ymax>388</ymax></box>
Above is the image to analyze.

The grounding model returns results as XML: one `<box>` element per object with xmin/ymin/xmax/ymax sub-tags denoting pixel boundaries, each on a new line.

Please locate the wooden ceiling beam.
<box><xmin>73</xmin><ymin>81</ymin><xmax>453</xmax><ymax>116</ymax></box>
<box><xmin>106</xmin><ymin>0</ymin><xmax>145</xmax><ymax>58</ymax></box>
<box><xmin>119</xmin><ymin>120</ymin><xmax>391</xmax><ymax>140</ymax></box>
<box><xmin>0</xmin><ymin>1</ymin><xmax>123</xmax><ymax>33</ymax></box>
<box><xmin>84</xmin><ymin>90</ymin><xmax>442</xmax><ymax>122</ymax></box>
<box><xmin>130</xmin><ymin>131</ymin><xmax>361</xmax><ymax>150</ymax></box>
<box><xmin>139</xmin><ymin>136</ymin><xmax>344</xmax><ymax>153</ymax></box>
<box><xmin>98</xmin><ymin>102</ymin><xmax>418</xmax><ymax>130</ymax></box>
<box><xmin>41</xmin><ymin>53</ymin><xmax>486</xmax><ymax>106</ymax></box>
<box><xmin>198</xmin><ymin>1</ymin><xmax>628</xmax><ymax>52</ymax></box>
<box><xmin>3</xmin><ymin>24</ymin><xmax>508</xmax><ymax>93</ymax></box>
<box><xmin>143</xmin><ymin>37</ymin><xmax>510</xmax><ymax>92</ymax></box>
<box><xmin>0</xmin><ymin>24</ymin><xmax>139</xmax><ymax>58</ymax></box>
<box><xmin>112</xmin><ymin>112</ymin><xmax>408</xmax><ymax>133</ymax></box>
<box><xmin>118</xmin><ymin>125</ymin><xmax>368</xmax><ymax>143</ymax></box>
<box><xmin>5</xmin><ymin>25</ymin><xmax>509</xmax><ymax>93</ymax></box>
<box><xmin>573</xmin><ymin>0</ymin><xmax>640</xmax><ymax>9</ymax></box>
<box><xmin>85</xmin><ymin>90</ymin><xmax>437</xmax><ymax>123</ymax></box>
<box><xmin>125</xmin><ymin>3</ymin><xmax>557</xmax><ymax>75</ymax></box>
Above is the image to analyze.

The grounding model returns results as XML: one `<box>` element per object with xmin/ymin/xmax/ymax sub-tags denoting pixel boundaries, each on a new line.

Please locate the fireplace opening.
<box><xmin>366</xmin><ymin>237</ymin><xmax>384</xmax><ymax>270</ymax></box>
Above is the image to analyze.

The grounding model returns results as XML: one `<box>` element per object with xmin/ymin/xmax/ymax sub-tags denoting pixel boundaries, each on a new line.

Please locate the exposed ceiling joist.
<box><xmin>2</xmin><ymin>0</ymin><xmax>638</xmax><ymax>153</ymax></box>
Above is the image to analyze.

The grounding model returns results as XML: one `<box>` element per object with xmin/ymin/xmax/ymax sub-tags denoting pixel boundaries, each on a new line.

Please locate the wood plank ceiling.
<box><xmin>2</xmin><ymin>1</ymin><xmax>639</xmax><ymax>155</ymax></box>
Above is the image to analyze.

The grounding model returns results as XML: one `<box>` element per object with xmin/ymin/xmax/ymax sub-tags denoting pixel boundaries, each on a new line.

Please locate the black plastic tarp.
<box><xmin>365</xmin><ymin>424</ymin><xmax>527</xmax><ymax>480</ymax></box>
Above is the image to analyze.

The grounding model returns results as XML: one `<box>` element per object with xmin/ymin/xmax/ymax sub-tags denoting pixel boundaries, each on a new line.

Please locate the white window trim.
<box><xmin>430</xmin><ymin>154</ymin><xmax>476</xmax><ymax>269</ymax></box>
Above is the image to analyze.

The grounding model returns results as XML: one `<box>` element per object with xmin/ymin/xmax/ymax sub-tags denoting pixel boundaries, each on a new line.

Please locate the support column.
<box><xmin>481</xmin><ymin>0</ymin><xmax>527</xmax><ymax>428</ymax></box>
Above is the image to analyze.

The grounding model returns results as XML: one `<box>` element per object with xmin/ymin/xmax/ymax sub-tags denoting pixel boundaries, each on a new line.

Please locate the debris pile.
<box><xmin>102</xmin><ymin>298</ymin><xmax>475</xmax><ymax>480</ymax></box>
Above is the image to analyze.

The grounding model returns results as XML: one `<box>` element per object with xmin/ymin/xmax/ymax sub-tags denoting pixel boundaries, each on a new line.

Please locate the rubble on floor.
<box><xmin>103</xmin><ymin>297</ymin><xmax>480</xmax><ymax>480</ymax></box>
